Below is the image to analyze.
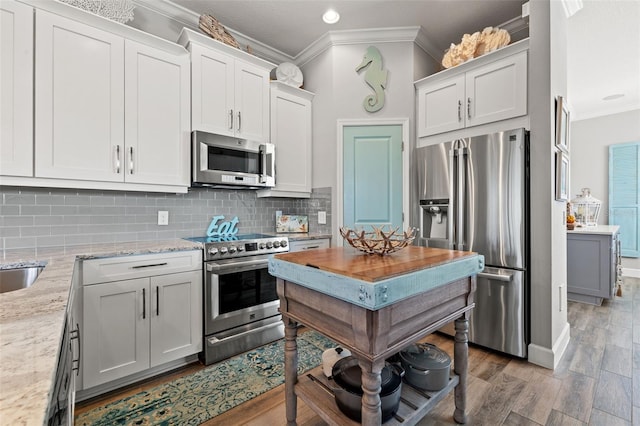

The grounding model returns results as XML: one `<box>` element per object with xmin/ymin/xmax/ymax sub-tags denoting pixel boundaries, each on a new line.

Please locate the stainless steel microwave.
<box><xmin>191</xmin><ymin>131</ymin><xmax>275</xmax><ymax>189</ymax></box>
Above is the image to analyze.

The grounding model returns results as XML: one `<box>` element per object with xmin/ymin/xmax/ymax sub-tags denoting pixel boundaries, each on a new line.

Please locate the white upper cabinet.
<box><xmin>416</xmin><ymin>40</ymin><xmax>528</xmax><ymax>140</ymax></box>
<box><xmin>179</xmin><ymin>28</ymin><xmax>272</xmax><ymax>143</ymax></box>
<box><xmin>417</xmin><ymin>75</ymin><xmax>466</xmax><ymax>137</ymax></box>
<box><xmin>1</xmin><ymin>1</ymin><xmax>34</xmax><ymax>177</ymax></box>
<box><xmin>35</xmin><ymin>9</ymin><xmax>125</xmax><ymax>182</ymax></box>
<box><xmin>464</xmin><ymin>51</ymin><xmax>527</xmax><ymax>127</ymax></box>
<box><xmin>1</xmin><ymin>2</ymin><xmax>191</xmax><ymax>192</ymax></box>
<box><xmin>124</xmin><ymin>40</ymin><xmax>190</xmax><ymax>186</ymax></box>
<box><xmin>258</xmin><ymin>82</ymin><xmax>314</xmax><ymax>198</ymax></box>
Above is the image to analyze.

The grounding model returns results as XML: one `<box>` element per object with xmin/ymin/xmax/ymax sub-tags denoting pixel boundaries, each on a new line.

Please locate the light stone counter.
<box><xmin>567</xmin><ymin>224</ymin><xmax>620</xmax><ymax>235</ymax></box>
<box><xmin>0</xmin><ymin>239</ymin><xmax>203</xmax><ymax>425</ymax></box>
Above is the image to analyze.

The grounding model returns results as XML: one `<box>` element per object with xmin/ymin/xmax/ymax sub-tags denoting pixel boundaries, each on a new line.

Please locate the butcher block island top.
<box><xmin>269</xmin><ymin>246</ymin><xmax>482</xmax><ymax>425</ymax></box>
<box><xmin>269</xmin><ymin>246</ymin><xmax>484</xmax><ymax>309</ymax></box>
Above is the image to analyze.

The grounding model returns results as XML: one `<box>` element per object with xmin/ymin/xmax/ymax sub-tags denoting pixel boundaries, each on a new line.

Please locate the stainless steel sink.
<box><xmin>0</xmin><ymin>266</ymin><xmax>45</xmax><ymax>294</ymax></box>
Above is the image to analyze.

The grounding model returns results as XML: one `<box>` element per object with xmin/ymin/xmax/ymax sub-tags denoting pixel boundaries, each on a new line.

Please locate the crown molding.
<box><xmin>131</xmin><ymin>0</ymin><xmax>199</xmax><ymax>29</ymax></box>
<box><xmin>294</xmin><ymin>26</ymin><xmax>434</xmax><ymax>67</ymax></box>
<box><xmin>132</xmin><ymin>0</ymin><xmax>292</xmax><ymax>63</ymax></box>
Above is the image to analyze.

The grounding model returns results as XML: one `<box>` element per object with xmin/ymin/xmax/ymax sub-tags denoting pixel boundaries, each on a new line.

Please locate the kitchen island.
<box><xmin>269</xmin><ymin>246</ymin><xmax>483</xmax><ymax>425</ymax></box>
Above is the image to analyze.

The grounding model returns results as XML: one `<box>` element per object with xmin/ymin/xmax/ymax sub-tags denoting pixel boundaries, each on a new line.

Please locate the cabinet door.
<box><xmin>35</xmin><ymin>9</ymin><xmax>125</xmax><ymax>182</ymax></box>
<box><xmin>83</xmin><ymin>279</ymin><xmax>150</xmax><ymax>388</ymax></box>
<box><xmin>0</xmin><ymin>1</ymin><xmax>33</xmax><ymax>177</ymax></box>
<box><xmin>416</xmin><ymin>75</ymin><xmax>465</xmax><ymax>137</ymax></box>
<box><xmin>567</xmin><ymin>234</ymin><xmax>612</xmax><ymax>299</ymax></box>
<box><xmin>190</xmin><ymin>44</ymin><xmax>235</xmax><ymax>137</ymax></box>
<box><xmin>465</xmin><ymin>50</ymin><xmax>527</xmax><ymax>127</ymax></box>
<box><xmin>270</xmin><ymin>86</ymin><xmax>312</xmax><ymax>194</ymax></box>
<box><xmin>124</xmin><ymin>40</ymin><xmax>190</xmax><ymax>186</ymax></box>
<box><xmin>150</xmin><ymin>270</ymin><xmax>202</xmax><ymax>366</ymax></box>
<box><xmin>234</xmin><ymin>60</ymin><xmax>270</xmax><ymax>142</ymax></box>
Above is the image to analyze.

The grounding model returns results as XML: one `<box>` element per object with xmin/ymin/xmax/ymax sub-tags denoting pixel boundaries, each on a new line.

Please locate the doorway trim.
<box><xmin>336</xmin><ymin>118</ymin><xmax>410</xmax><ymax>246</ymax></box>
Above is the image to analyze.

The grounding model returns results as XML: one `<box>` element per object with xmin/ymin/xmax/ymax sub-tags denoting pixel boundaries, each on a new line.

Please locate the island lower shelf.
<box><xmin>296</xmin><ymin>366</ymin><xmax>460</xmax><ymax>426</ymax></box>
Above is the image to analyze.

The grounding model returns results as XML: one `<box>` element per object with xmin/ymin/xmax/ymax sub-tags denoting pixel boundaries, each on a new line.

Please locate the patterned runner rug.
<box><xmin>75</xmin><ymin>330</ymin><xmax>336</xmax><ymax>425</ymax></box>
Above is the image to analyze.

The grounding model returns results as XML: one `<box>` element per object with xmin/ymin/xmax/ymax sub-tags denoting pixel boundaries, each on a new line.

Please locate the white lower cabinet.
<box><xmin>82</xmin><ymin>252</ymin><xmax>202</xmax><ymax>389</ymax></box>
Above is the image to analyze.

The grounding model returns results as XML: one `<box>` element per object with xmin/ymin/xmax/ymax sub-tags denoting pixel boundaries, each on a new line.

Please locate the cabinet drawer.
<box><xmin>288</xmin><ymin>238</ymin><xmax>330</xmax><ymax>252</ymax></box>
<box><xmin>82</xmin><ymin>250</ymin><xmax>202</xmax><ymax>285</ymax></box>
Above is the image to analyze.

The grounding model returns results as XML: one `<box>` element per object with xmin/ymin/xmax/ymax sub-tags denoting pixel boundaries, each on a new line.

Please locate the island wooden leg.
<box><xmin>284</xmin><ymin>318</ymin><xmax>298</xmax><ymax>426</ymax></box>
<box><xmin>453</xmin><ymin>316</ymin><xmax>469</xmax><ymax>424</ymax></box>
<box><xmin>358</xmin><ymin>358</ymin><xmax>385</xmax><ymax>425</ymax></box>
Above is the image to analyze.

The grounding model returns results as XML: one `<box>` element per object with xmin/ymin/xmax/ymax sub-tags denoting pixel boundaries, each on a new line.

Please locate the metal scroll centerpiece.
<box><xmin>340</xmin><ymin>226</ymin><xmax>416</xmax><ymax>256</ymax></box>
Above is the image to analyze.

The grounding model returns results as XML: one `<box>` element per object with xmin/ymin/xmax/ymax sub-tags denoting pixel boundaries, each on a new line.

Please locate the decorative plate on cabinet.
<box><xmin>275</xmin><ymin>62</ymin><xmax>303</xmax><ymax>87</ymax></box>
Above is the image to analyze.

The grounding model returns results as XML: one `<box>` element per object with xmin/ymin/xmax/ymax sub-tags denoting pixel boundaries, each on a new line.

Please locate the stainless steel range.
<box><xmin>185</xmin><ymin>233</ymin><xmax>289</xmax><ymax>365</ymax></box>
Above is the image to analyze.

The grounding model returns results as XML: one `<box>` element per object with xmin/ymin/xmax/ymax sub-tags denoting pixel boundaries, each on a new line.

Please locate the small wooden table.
<box><xmin>269</xmin><ymin>246</ymin><xmax>482</xmax><ymax>425</ymax></box>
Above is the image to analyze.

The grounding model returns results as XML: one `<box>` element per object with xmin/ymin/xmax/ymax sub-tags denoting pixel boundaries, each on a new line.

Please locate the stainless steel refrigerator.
<box><xmin>413</xmin><ymin>128</ymin><xmax>529</xmax><ymax>357</ymax></box>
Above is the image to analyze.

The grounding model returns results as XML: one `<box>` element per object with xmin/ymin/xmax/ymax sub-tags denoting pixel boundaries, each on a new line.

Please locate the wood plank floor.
<box><xmin>75</xmin><ymin>277</ymin><xmax>639</xmax><ymax>425</ymax></box>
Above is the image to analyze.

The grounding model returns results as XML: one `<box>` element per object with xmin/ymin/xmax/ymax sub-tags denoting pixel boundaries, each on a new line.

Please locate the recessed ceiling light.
<box><xmin>322</xmin><ymin>9</ymin><xmax>340</xmax><ymax>24</ymax></box>
<box><xmin>603</xmin><ymin>93</ymin><xmax>625</xmax><ymax>101</ymax></box>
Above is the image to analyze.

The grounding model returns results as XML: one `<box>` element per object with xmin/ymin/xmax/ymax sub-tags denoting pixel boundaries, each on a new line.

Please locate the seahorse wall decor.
<box><xmin>355</xmin><ymin>46</ymin><xmax>388</xmax><ymax>113</ymax></box>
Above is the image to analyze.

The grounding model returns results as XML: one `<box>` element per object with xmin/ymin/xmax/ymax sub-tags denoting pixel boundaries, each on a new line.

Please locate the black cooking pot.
<box><xmin>330</xmin><ymin>356</ymin><xmax>404</xmax><ymax>422</ymax></box>
<box><xmin>398</xmin><ymin>342</ymin><xmax>451</xmax><ymax>391</ymax></box>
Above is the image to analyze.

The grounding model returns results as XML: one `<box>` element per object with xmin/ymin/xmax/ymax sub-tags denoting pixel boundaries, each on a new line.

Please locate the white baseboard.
<box><xmin>527</xmin><ymin>322</ymin><xmax>571</xmax><ymax>370</ymax></box>
<box><xmin>622</xmin><ymin>268</ymin><xmax>640</xmax><ymax>278</ymax></box>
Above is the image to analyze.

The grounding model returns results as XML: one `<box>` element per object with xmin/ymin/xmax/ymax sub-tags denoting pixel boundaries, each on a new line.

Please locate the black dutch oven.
<box><xmin>330</xmin><ymin>355</ymin><xmax>404</xmax><ymax>422</ymax></box>
<box><xmin>398</xmin><ymin>342</ymin><xmax>451</xmax><ymax>391</ymax></box>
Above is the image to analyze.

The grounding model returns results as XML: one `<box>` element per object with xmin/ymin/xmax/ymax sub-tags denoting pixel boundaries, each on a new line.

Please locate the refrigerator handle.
<box><xmin>478</xmin><ymin>270</ymin><xmax>516</xmax><ymax>283</ymax></box>
<box><xmin>448</xmin><ymin>141</ymin><xmax>457</xmax><ymax>250</ymax></box>
<box><xmin>457</xmin><ymin>144</ymin><xmax>467</xmax><ymax>251</ymax></box>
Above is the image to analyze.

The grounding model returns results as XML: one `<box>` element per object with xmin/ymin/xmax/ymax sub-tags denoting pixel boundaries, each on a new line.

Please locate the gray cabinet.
<box><xmin>567</xmin><ymin>226</ymin><xmax>620</xmax><ymax>305</ymax></box>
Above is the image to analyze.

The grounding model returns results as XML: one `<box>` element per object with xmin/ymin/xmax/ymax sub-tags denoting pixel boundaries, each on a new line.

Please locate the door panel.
<box><xmin>150</xmin><ymin>271</ymin><xmax>202</xmax><ymax>366</ymax></box>
<box><xmin>469</xmin><ymin>268</ymin><xmax>526</xmax><ymax>357</ymax></box>
<box><xmin>35</xmin><ymin>9</ymin><xmax>124</xmax><ymax>181</ymax></box>
<box><xmin>343</xmin><ymin>125</ymin><xmax>403</xmax><ymax>230</ymax></box>
<box><xmin>464</xmin><ymin>129</ymin><xmax>526</xmax><ymax>269</ymax></box>
<box><xmin>83</xmin><ymin>279</ymin><xmax>149</xmax><ymax>388</ymax></box>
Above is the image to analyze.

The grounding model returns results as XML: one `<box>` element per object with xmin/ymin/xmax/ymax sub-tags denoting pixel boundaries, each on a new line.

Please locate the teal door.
<box><xmin>343</xmin><ymin>125</ymin><xmax>403</xmax><ymax>231</ymax></box>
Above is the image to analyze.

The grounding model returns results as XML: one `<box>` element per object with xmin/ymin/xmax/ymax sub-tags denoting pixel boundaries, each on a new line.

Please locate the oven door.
<box><xmin>205</xmin><ymin>254</ymin><xmax>280</xmax><ymax>335</ymax></box>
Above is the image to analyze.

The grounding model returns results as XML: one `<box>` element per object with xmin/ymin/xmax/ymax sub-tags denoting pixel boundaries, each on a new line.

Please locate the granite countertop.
<box><xmin>567</xmin><ymin>224</ymin><xmax>620</xmax><ymax>235</ymax></box>
<box><xmin>0</xmin><ymin>239</ymin><xmax>203</xmax><ymax>425</ymax></box>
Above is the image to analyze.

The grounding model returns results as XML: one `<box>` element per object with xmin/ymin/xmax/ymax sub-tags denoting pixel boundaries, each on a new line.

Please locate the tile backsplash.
<box><xmin>0</xmin><ymin>186</ymin><xmax>331</xmax><ymax>259</ymax></box>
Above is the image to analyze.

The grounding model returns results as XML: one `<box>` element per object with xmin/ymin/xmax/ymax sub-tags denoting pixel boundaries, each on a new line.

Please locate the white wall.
<box><xmin>526</xmin><ymin>0</ymin><xmax>571</xmax><ymax>369</ymax></box>
<box><xmin>302</xmin><ymin>40</ymin><xmax>432</xmax><ymax>242</ymax></box>
<box><xmin>571</xmin><ymin>109</ymin><xmax>640</xmax><ymax>269</ymax></box>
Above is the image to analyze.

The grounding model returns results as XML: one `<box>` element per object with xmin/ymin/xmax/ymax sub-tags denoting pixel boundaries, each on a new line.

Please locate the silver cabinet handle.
<box><xmin>467</xmin><ymin>97</ymin><xmax>472</xmax><ymax>119</ymax></box>
<box><xmin>131</xmin><ymin>262</ymin><xmax>168</xmax><ymax>269</ymax></box>
<box><xmin>237</xmin><ymin>111</ymin><xmax>241</xmax><ymax>131</ymax></box>
<box><xmin>115</xmin><ymin>145</ymin><xmax>121</xmax><ymax>174</ymax></box>
<box><xmin>142</xmin><ymin>288</ymin><xmax>146</xmax><ymax>319</ymax></box>
<box><xmin>458</xmin><ymin>100</ymin><xmax>462</xmax><ymax>122</ymax></box>
<box><xmin>229</xmin><ymin>109</ymin><xmax>234</xmax><ymax>130</ymax></box>
<box><xmin>302</xmin><ymin>245</ymin><xmax>320</xmax><ymax>250</ymax></box>
<box><xmin>129</xmin><ymin>147</ymin><xmax>134</xmax><ymax>174</ymax></box>
<box><xmin>156</xmin><ymin>285</ymin><xmax>160</xmax><ymax>316</ymax></box>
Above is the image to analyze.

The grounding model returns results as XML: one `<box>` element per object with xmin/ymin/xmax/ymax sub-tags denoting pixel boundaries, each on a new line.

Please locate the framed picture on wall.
<box><xmin>555</xmin><ymin>95</ymin><xmax>570</xmax><ymax>153</ymax></box>
<box><xmin>556</xmin><ymin>151</ymin><xmax>569</xmax><ymax>201</ymax></box>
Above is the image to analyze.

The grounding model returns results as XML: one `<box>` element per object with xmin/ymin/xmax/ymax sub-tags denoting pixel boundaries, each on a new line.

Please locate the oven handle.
<box><xmin>206</xmin><ymin>257</ymin><xmax>270</xmax><ymax>274</ymax></box>
<box><xmin>206</xmin><ymin>320</ymin><xmax>283</xmax><ymax>346</ymax></box>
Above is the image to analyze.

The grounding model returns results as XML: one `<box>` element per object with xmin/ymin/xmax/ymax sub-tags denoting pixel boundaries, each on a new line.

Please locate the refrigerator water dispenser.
<box><xmin>419</xmin><ymin>199</ymin><xmax>449</xmax><ymax>248</ymax></box>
